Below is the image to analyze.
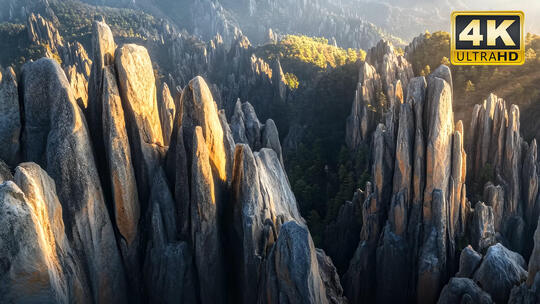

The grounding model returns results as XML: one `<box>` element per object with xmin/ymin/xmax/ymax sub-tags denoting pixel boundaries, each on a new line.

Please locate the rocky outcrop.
<box><xmin>0</xmin><ymin>163</ymin><xmax>91</xmax><ymax>303</ymax></box>
<box><xmin>101</xmin><ymin>64</ymin><xmax>141</xmax><ymax>294</ymax></box>
<box><xmin>27</xmin><ymin>13</ymin><xmax>92</xmax><ymax>110</ymax></box>
<box><xmin>470</xmin><ymin>202</ymin><xmax>497</xmax><ymax>252</ymax></box>
<box><xmin>230</xmin><ymin>99</ymin><xmax>284</xmax><ymax>165</ymax></box>
<box><xmin>468</xmin><ymin>93</ymin><xmax>540</xmax><ymax>256</ymax></box>
<box><xmin>259</xmin><ymin>221</ymin><xmax>329</xmax><ymax>304</ymax></box>
<box><xmin>438</xmin><ymin>242</ymin><xmax>528</xmax><ymax>304</ymax></box>
<box><xmin>343</xmin><ymin>63</ymin><xmax>471</xmax><ymax>304</ymax></box>
<box><xmin>158</xmin><ymin>82</ymin><xmax>176</xmax><ymax>146</ymax></box>
<box><xmin>102</xmin><ymin>65</ymin><xmax>140</xmax><ymax>248</ymax></box>
<box><xmin>27</xmin><ymin>13</ymin><xmax>62</xmax><ymax>51</ymax></box>
<box><xmin>456</xmin><ymin>246</ymin><xmax>482</xmax><ymax>278</ymax></box>
<box><xmin>437</xmin><ymin>278</ymin><xmax>492</xmax><ymax>304</ymax></box>
<box><xmin>21</xmin><ymin>58</ymin><xmax>127</xmax><ymax>303</ymax></box>
<box><xmin>230</xmin><ymin>143</ymin><xmax>305</xmax><ymax>303</ymax></box>
<box><xmin>0</xmin><ymin>180</ymin><xmax>70</xmax><ymax>303</ymax></box>
<box><xmin>345</xmin><ymin>41</ymin><xmax>413</xmax><ymax>151</ymax></box>
<box><xmin>473</xmin><ymin>243</ymin><xmax>528</xmax><ymax>303</ymax></box>
<box><xmin>116</xmin><ymin>43</ymin><xmax>166</xmax><ymax>204</ymax></box>
<box><xmin>143</xmin><ymin>170</ymin><xmax>198</xmax><ymax>303</ymax></box>
<box><xmin>0</xmin><ymin>66</ymin><xmax>20</xmax><ymax>166</ymax></box>
<box><xmin>190</xmin><ymin>126</ymin><xmax>226</xmax><ymax>304</ymax></box>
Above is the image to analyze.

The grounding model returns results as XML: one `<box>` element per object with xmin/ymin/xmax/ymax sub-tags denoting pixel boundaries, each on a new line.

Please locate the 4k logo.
<box><xmin>451</xmin><ymin>11</ymin><xmax>524</xmax><ymax>65</ymax></box>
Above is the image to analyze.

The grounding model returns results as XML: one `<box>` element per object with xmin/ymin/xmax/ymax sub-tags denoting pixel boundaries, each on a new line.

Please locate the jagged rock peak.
<box><xmin>344</xmin><ymin>65</ymin><xmax>470</xmax><ymax>304</ymax></box>
<box><xmin>180</xmin><ymin>75</ymin><xmax>229</xmax><ymax>181</ymax></box>
<box><xmin>345</xmin><ymin>41</ymin><xmax>414</xmax><ymax>150</ymax></box>
<box><xmin>27</xmin><ymin>12</ymin><xmax>63</xmax><ymax>50</ymax></box>
<box><xmin>230</xmin><ymin>98</ymin><xmax>284</xmax><ymax>164</ymax></box>
<box><xmin>365</xmin><ymin>39</ymin><xmax>414</xmax><ymax>96</ymax></box>
<box><xmin>115</xmin><ymin>43</ymin><xmax>166</xmax><ymax>204</ymax></box>
<box><xmin>468</xmin><ymin>94</ymin><xmax>539</xmax><ymax>255</ymax></box>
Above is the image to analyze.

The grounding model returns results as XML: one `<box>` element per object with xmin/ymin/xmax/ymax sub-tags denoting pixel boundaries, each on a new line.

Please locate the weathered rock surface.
<box><xmin>0</xmin><ymin>181</ymin><xmax>69</xmax><ymax>303</ymax></box>
<box><xmin>145</xmin><ymin>241</ymin><xmax>198</xmax><ymax>304</ymax></box>
<box><xmin>101</xmin><ymin>64</ymin><xmax>141</xmax><ymax>296</ymax></box>
<box><xmin>175</xmin><ymin>76</ymin><xmax>228</xmax><ymax>182</ymax></box>
<box><xmin>437</xmin><ymin>278</ymin><xmax>492</xmax><ymax>304</ymax></box>
<box><xmin>456</xmin><ymin>245</ymin><xmax>482</xmax><ymax>278</ymax></box>
<box><xmin>0</xmin><ymin>159</ymin><xmax>12</xmax><ymax>183</ymax></box>
<box><xmin>21</xmin><ymin>58</ymin><xmax>127</xmax><ymax>303</ymax></box>
<box><xmin>468</xmin><ymin>94</ymin><xmax>540</xmax><ymax>256</ymax></box>
<box><xmin>230</xmin><ymin>98</ymin><xmax>284</xmax><ymax>165</ymax></box>
<box><xmin>316</xmin><ymin>249</ymin><xmax>349</xmax><ymax>304</ymax></box>
<box><xmin>344</xmin><ymin>63</ymin><xmax>469</xmax><ymax>304</ymax></box>
<box><xmin>471</xmin><ymin>202</ymin><xmax>496</xmax><ymax>252</ymax></box>
<box><xmin>116</xmin><ymin>43</ymin><xmax>165</xmax><ymax>204</ymax></box>
<box><xmin>87</xmin><ymin>19</ymin><xmax>116</xmax><ymax>171</ymax></box>
<box><xmin>0</xmin><ymin>67</ymin><xmax>20</xmax><ymax>166</ymax></box>
<box><xmin>102</xmin><ymin>65</ymin><xmax>140</xmax><ymax>249</ymax></box>
<box><xmin>231</xmin><ymin>143</ymin><xmax>305</xmax><ymax>303</ymax></box>
<box><xmin>473</xmin><ymin>243</ymin><xmax>528</xmax><ymax>303</ymax></box>
<box><xmin>260</xmin><ymin>221</ymin><xmax>329</xmax><ymax>304</ymax></box>
<box><xmin>527</xmin><ymin>217</ymin><xmax>540</xmax><ymax>286</ymax></box>
<box><xmin>0</xmin><ymin>162</ymin><xmax>94</xmax><ymax>303</ymax></box>
<box><xmin>158</xmin><ymin>82</ymin><xmax>176</xmax><ymax>146</ymax></box>
<box><xmin>345</xmin><ymin>62</ymin><xmax>381</xmax><ymax>150</ymax></box>
<box><xmin>144</xmin><ymin>187</ymin><xmax>197</xmax><ymax>304</ymax></box>
<box><xmin>190</xmin><ymin>126</ymin><xmax>225</xmax><ymax>304</ymax></box>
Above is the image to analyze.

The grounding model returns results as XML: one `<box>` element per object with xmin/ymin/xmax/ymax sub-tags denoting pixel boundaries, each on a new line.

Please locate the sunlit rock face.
<box><xmin>102</xmin><ymin>66</ymin><xmax>140</xmax><ymax>250</ymax></box>
<box><xmin>0</xmin><ymin>163</ymin><xmax>91</xmax><ymax>303</ymax></box>
<box><xmin>21</xmin><ymin>58</ymin><xmax>127</xmax><ymax>303</ymax></box>
<box><xmin>0</xmin><ymin>180</ymin><xmax>66</xmax><ymax>303</ymax></box>
<box><xmin>158</xmin><ymin>82</ymin><xmax>176</xmax><ymax>146</ymax></box>
<box><xmin>87</xmin><ymin>19</ymin><xmax>117</xmax><ymax>174</ymax></box>
<box><xmin>115</xmin><ymin>43</ymin><xmax>167</xmax><ymax>214</ymax></box>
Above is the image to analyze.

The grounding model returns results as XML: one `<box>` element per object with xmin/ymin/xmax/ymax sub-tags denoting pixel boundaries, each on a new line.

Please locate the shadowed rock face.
<box><xmin>0</xmin><ymin>67</ymin><xmax>20</xmax><ymax>167</ymax></box>
<box><xmin>474</xmin><ymin>244</ymin><xmax>528</xmax><ymax>303</ymax></box>
<box><xmin>438</xmin><ymin>278</ymin><xmax>492</xmax><ymax>304</ymax></box>
<box><xmin>260</xmin><ymin>221</ymin><xmax>329</xmax><ymax>304</ymax></box>
<box><xmin>0</xmin><ymin>159</ymin><xmax>13</xmax><ymax>183</ymax></box>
